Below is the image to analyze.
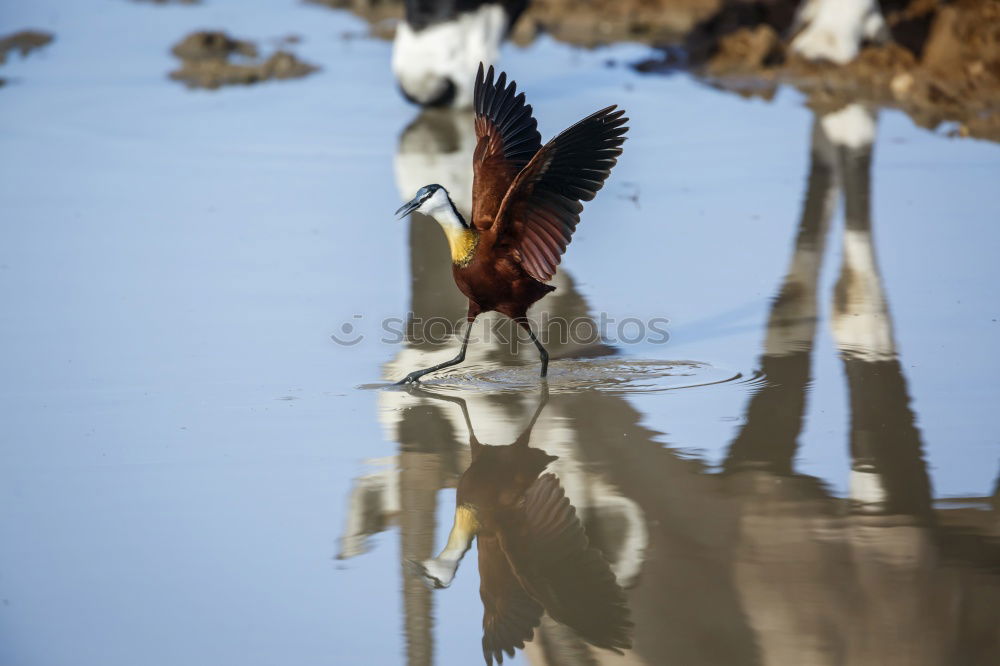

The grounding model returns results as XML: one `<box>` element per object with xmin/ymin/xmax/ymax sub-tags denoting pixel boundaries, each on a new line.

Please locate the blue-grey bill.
<box><xmin>395</xmin><ymin>199</ymin><xmax>420</xmax><ymax>217</ymax></box>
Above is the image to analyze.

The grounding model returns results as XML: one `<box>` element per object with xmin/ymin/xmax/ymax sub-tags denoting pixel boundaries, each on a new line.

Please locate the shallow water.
<box><xmin>2</xmin><ymin>2</ymin><xmax>999</xmax><ymax>665</ymax></box>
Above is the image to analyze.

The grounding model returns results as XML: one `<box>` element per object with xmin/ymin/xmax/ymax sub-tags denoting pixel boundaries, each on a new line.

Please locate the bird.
<box><xmin>409</xmin><ymin>388</ymin><xmax>632</xmax><ymax>665</ymax></box>
<box><xmin>394</xmin><ymin>63</ymin><xmax>628</xmax><ymax>384</ymax></box>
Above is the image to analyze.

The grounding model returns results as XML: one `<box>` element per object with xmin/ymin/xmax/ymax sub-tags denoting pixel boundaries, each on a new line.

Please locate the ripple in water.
<box><xmin>366</xmin><ymin>358</ymin><xmax>762</xmax><ymax>395</ymax></box>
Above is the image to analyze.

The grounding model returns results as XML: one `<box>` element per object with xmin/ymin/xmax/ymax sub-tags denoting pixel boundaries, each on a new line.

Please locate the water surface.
<box><xmin>2</xmin><ymin>2</ymin><xmax>999</xmax><ymax>665</ymax></box>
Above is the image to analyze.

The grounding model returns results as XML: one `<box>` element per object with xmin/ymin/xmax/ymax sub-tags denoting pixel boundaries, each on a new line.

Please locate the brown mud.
<box><xmin>309</xmin><ymin>0</ymin><xmax>723</xmax><ymax>43</ymax></box>
<box><xmin>0</xmin><ymin>30</ymin><xmax>55</xmax><ymax>86</ymax></box>
<box><xmin>320</xmin><ymin>0</ymin><xmax>1000</xmax><ymax>142</ymax></box>
<box><xmin>169</xmin><ymin>31</ymin><xmax>318</xmax><ymax>89</ymax></box>
<box><xmin>668</xmin><ymin>0</ymin><xmax>1000</xmax><ymax>142</ymax></box>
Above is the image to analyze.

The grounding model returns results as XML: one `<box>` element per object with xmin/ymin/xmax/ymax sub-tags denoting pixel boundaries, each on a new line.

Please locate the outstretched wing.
<box><xmin>478</xmin><ymin>534</ymin><xmax>544</xmax><ymax>665</ymax></box>
<box><xmin>494</xmin><ymin>106</ymin><xmax>628</xmax><ymax>282</ymax></box>
<box><xmin>471</xmin><ymin>64</ymin><xmax>542</xmax><ymax>230</ymax></box>
<box><xmin>497</xmin><ymin>473</ymin><xmax>632</xmax><ymax>653</ymax></box>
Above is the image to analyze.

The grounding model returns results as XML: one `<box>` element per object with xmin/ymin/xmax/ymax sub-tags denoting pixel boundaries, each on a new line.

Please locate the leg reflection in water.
<box><xmin>722</xmin><ymin>103</ymin><xmax>1000</xmax><ymax>666</ymax></box>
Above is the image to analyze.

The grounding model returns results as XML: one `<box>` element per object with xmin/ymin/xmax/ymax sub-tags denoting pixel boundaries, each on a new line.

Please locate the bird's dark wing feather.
<box><xmin>478</xmin><ymin>534</ymin><xmax>544</xmax><ymax>665</ymax></box>
<box><xmin>497</xmin><ymin>473</ymin><xmax>632</xmax><ymax>653</ymax></box>
<box><xmin>471</xmin><ymin>64</ymin><xmax>542</xmax><ymax>231</ymax></box>
<box><xmin>493</xmin><ymin>106</ymin><xmax>628</xmax><ymax>282</ymax></box>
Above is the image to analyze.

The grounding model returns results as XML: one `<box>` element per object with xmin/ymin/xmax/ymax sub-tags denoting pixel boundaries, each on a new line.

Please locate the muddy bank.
<box><xmin>0</xmin><ymin>30</ymin><xmax>53</xmax><ymax>65</ymax></box>
<box><xmin>305</xmin><ymin>0</ymin><xmax>402</xmax><ymax>40</ymax></box>
<box><xmin>0</xmin><ymin>30</ymin><xmax>54</xmax><ymax>86</ymax></box>
<box><xmin>310</xmin><ymin>0</ymin><xmax>722</xmax><ymax>44</ymax></box>
<box><xmin>648</xmin><ymin>0</ymin><xmax>1000</xmax><ymax>141</ymax></box>
<box><xmin>510</xmin><ymin>0</ymin><xmax>722</xmax><ymax>46</ymax></box>
<box><xmin>169</xmin><ymin>30</ymin><xmax>318</xmax><ymax>89</ymax></box>
<box><xmin>320</xmin><ymin>0</ymin><xmax>1000</xmax><ymax>142</ymax></box>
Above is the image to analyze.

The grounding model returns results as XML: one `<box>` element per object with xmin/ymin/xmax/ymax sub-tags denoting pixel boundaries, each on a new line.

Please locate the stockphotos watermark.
<box><xmin>330</xmin><ymin>313</ymin><xmax>670</xmax><ymax>349</ymax></box>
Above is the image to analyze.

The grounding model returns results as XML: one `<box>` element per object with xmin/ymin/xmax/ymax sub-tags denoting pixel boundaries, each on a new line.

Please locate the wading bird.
<box><xmin>395</xmin><ymin>64</ymin><xmax>628</xmax><ymax>383</ymax></box>
<box><xmin>411</xmin><ymin>388</ymin><xmax>632</xmax><ymax>664</ymax></box>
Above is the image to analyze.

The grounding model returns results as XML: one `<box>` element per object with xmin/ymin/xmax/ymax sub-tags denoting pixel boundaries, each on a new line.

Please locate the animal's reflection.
<box><xmin>724</xmin><ymin>102</ymin><xmax>933</xmax><ymax>519</ymax></box>
<box><xmin>829</xmin><ymin>105</ymin><xmax>933</xmax><ymax>519</ymax></box>
<box><xmin>340</xmin><ymin>383</ymin><xmax>648</xmax><ymax>665</ymax></box>
<box><xmin>412</xmin><ymin>388</ymin><xmax>632</xmax><ymax>664</ymax></box>
<box><xmin>720</xmin><ymin>103</ymin><xmax>998</xmax><ymax>665</ymax></box>
<box><xmin>335</xmin><ymin>99</ymin><xmax>1000</xmax><ymax>666</ymax></box>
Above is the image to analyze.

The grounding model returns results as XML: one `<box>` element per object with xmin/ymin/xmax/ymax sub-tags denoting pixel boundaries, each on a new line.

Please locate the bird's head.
<box><xmin>395</xmin><ymin>184</ymin><xmax>456</xmax><ymax>220</ymax></box>
<box><xmin>396</xmin><ymin>184</ymin><xmax>475</xmax><ymax>265</ymax></box>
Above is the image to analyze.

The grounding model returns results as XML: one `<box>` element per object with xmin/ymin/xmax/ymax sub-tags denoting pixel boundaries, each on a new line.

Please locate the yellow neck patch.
<box><xmin>443</xmin><ymin>227</ymin><xmax>479</xmax><ymax>266</ymax></box>
<box><xmin>439</xmin><ymin>504</ymin><xmax>479</xmax><ymax>558</ymax></box>
<box><xmin>454</xmin><ymin>504</ymin><xmax>480</xmax><ymax>533</ymax></box>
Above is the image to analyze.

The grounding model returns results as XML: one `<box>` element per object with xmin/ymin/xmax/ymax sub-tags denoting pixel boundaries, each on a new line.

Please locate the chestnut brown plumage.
<box><xmin>395</xmin><ymin>64</ymin><xmax>628</xmax><ymax>384</ymax></box>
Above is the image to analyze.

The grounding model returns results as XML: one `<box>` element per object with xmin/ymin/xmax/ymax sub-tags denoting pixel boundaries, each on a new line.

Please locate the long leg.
<box><xmin>513</xmin><ymin>384</ymin><xmax>550</xmax><ymax>447</ymax></box>
<box><xmin>406</xmin><ymin>389</ymin><xmax>483</xmax><ymax>455</ymax></box>
<box><xmin>396</xmin><ymin>311</ymin><xmax>478</xmax><ymax>385</ymax></box>
<box><xmin>412</xmin><ymin>383</ymin><xmax>548</xmax><ymax>450</ymax></box>
<box><xmin>516</xmin><ymin>318</ymin><xmax>549</xmax><ymax>378</ymax></box>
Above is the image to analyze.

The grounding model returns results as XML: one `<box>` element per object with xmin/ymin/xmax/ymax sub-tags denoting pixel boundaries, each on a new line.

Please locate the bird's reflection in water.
<box><xmin>336</xmin><ymin>102</ymin><xmax>1000</xmax><ymax>665</ymax></box>
<box><xmin>411</xmin><ymin>388</ymin><xmax>632</xmax><ymax>664</ymax></box>
<box><xmin>340</xmin><ymin>382</ymin><xmax>650</xmax><ymax>666</ymax></box>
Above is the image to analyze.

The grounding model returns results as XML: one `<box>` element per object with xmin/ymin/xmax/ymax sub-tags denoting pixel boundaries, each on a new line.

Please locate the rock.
<box><xmin>168</xmin><ymin>30</ymin><xmax>318</xmax><ymax>89</ymax></box>
<box><xmin>922</xmin><ymin>4</ymin><xmax>1000</xmax><ymax>73</ymax></box>
<box><xmin>171</xmin><ymin>31</ymin><xmax>257</xmax><ymax>61</ymax></box>
<box><xmin>712</xmin><ymin>25</ymin><xmax>783</xmax><ymax>70</ymax></box>
<box><xmin>0</xmin><ymin>29</ymin><xmax>54</xmax><ymax>66</ymax></box>
<box><xmin>0</xmin><ymin>29</ymin><xmax>55</xmax><ymax>87</ymax></box>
